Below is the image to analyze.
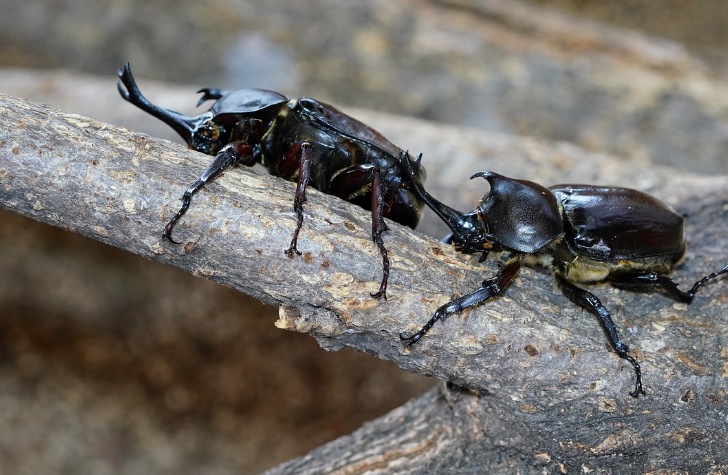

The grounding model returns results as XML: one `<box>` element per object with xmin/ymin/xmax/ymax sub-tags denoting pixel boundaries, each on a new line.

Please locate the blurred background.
<box><xmin>2</xmin><ymin>0</ymin><xmax>728</xmax><ymax>473</ymax></box>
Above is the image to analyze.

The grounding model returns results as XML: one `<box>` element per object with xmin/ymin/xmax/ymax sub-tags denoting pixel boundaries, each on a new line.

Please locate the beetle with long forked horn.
<box><xmin>117</xmin><ymin>62</ymin><xmax>426</xmax><ymax>299</ymax></box>
<box><xmin>398</xmin><ymin>152</ymin><xmax>728</xmax><ymax>397</ymax></box>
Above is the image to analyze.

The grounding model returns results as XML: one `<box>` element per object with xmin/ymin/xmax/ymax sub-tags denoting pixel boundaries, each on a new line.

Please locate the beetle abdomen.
<box><xmin>552</xmin><ymin>186</ymin><xmax>686</xmax><ymax>262</ymax></box>
<box><xmin>296</xmin><ymin>98</ymin><xmax>401</xmax><ymax>157</ymax></box>
<box><xmin>259</xmin><ymin>103</ymin><xmax>425</xmax><ymax>228</ymax></box>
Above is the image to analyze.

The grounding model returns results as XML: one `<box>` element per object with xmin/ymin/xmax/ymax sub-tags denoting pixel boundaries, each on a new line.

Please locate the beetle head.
<box><xmin>184</xmin><ymin>112</ymin><xmax>224</xmax><ymax>154</ymax></box>
<box><xmin>117</xmin><ymin>63</ymin><xmax>287</xmax><ymax>156</ymax></box>
<box><xmin>399</xmin><ymin>152</ymin><xmax>488</xmax><ymax>253</ymax></box>
<box><xmin>400</xmin><ymin>153</ymin><xmax>562</xmax><ymax>254</ymax></box>
<box><xmin>117</xmin><ymin>63</ymin><xmax>220</xmax><ymax>152</ymax></box>
<box><xmin>409</xmin><ymin>167</ymin><xmax>563</xmax><ymax>254</ymax></box>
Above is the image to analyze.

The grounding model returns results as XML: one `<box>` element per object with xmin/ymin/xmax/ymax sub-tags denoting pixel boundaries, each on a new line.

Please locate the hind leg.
<box><xmin>613</xmin><ymin>264</ymin><xmax>728</xmax><ymax>303</ymax></box>
<box><xmin>329</xmin><ymin>164</ymin><xmax>392</xmax><ymax>299</ymax></box>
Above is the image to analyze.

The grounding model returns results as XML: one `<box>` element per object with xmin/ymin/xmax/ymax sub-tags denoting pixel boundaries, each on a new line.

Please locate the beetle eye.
<box><xmin>197</xmin><ymin>121</ymin><xmax>223</xmax><ymax>140</ymax></box>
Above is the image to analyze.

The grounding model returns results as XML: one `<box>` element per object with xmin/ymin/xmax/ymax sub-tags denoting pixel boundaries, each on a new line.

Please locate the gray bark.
<box><xmin>2</xmin><ymin>92</ymin><xmax>728</xmax><ymax>473</ymax></box>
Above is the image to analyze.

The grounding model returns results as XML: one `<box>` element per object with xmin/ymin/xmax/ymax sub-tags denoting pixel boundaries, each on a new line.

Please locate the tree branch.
<box><xmin>3</xmin><ymin>92</ymin><xmax>728</xmax><ymax>472</ymax></box>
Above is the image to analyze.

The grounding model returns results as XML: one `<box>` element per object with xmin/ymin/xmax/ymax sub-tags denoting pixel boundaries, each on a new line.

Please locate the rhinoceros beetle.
<box><xmin>399</xmin><ymin>152</ymin><xmax>728</xmax><ymax>397</ymax></box>
<box><xmin>117</xmin><ymin>63</ymin><xmax>426</xmax><ymax>299</ymax></box>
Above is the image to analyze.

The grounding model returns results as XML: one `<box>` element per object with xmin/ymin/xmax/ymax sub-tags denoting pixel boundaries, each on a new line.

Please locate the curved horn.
<box><xmin>117</xmin><ymin>62</ymin><xmax>208</xmax><ymax>146</ymax></box>
<box><xmin>400</xmin><ymin>152</ymin><xmax>480</xmax><ymax>243</ymax></box>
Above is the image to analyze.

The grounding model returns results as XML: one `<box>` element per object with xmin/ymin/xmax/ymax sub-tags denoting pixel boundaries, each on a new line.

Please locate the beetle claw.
<box><xmin>162</xmin><ymin>224</ymin><xmax>182</xmax><ymax>245</ymax></box>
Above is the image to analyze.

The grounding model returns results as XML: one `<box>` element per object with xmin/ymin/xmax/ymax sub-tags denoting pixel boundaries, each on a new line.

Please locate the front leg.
<box><xmin>400</xmin><ymin>256</ymin><xmax>521</xmax><ymax>344</ymax></box>
<box><xmin>164</xmin><ymin>140</ymin><xmax>255</xmax><ymax>243</ymax></box>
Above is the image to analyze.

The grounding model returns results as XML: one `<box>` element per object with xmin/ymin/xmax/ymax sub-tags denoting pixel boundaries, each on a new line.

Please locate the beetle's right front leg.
<box><xmin>400</xmin><ymin>256</ymin><xmax>522</xmax><ymax>345</ymax></box>
<box><xmin>164</xmin><ymin>140</ymin><xmax>255</xmax><ymax>243</ymax></box>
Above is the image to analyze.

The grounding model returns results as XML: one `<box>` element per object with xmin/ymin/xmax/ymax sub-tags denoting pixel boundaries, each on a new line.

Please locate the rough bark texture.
<box><xmin>4</xmin><ymin>0</ymin><xmax>728</xmax><ymax>472</ymax></box>
<box><xmin>2</xmin><ymin>91</ymin><xmax>728</xmax><ymax>473</ymax></box>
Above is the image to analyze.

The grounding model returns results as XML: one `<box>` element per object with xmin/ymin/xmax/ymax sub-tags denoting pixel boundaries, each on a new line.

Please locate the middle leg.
<box><xmin>284</xmin><ymin>142</ymin><xmax>314</xmax><ymax>256</ymax></box>
<box><xmin>555</xmin><ymin>275</ymin><xmax>645</xmax><ymax>397</ymax></box>
<box><xmin>329</xmin><ymin>163</ymin><xmax>395</xmax><ymax>299</ymax></box>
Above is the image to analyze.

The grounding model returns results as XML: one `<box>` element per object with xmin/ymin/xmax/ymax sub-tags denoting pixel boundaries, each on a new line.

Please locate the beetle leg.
<box><xmin>555</xmin><ymin>275</ymin><xmax>645</xmax><ymax>397</ymax></box>
<box><xmin>163</xmin><ymin>141</ymin><xmax>254</xmax><ymax>243</ymax></box>
<box><xmin>400</xmin><ymin>257</ymin><xmax>521</xmax><ymax>345</ymax></box>
<box><xmin>328</xmin><ymin>164</ymin><xmax>393</xmax><ymax>298</ymax></box>
<box><xmin>284</xmin><ymin>143</ymin><xmax>314</xmax><ymax>256</ymax></box>
<box><xmin>370</xmin><ymin>166</ymin><xmax>391</xmax><ymax>299</ymax></box>
<box><xmin>687</xmin><ymin>263</ymin><xmax>728</xmax><ymax>296</ymax></box>
<box><xmin>612</xmin><ymin>264</ymin><xmax>728</xmax><ymax>303</ymax></box>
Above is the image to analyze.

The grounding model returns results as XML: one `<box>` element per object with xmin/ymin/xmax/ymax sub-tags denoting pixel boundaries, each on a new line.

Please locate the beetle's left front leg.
<box><xmin>164</xmin><ymin>140</ymin><xmax>255</xmax><ymax>243</ymax></box>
